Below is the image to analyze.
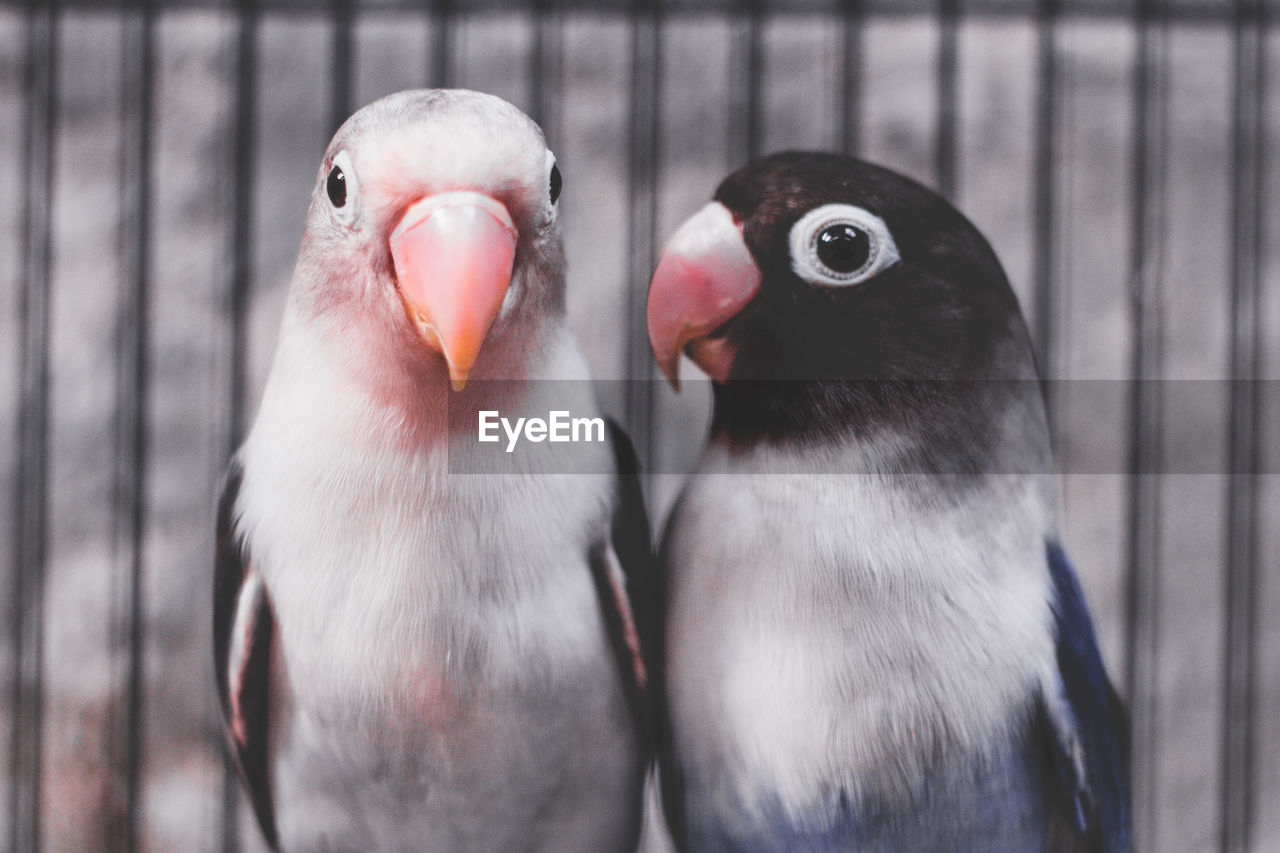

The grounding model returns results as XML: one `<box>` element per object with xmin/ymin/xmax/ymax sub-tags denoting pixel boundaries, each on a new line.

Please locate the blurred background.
<box><xmin>1</xmin><ymin>0</ymin><xmax>1277</xmax><ymax>850</ymax></box>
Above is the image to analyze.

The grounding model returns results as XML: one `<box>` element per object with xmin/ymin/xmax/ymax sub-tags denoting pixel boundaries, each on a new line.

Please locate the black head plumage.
<box><xmin>704</xmin><ymin>152</ymin><xmax>1042</xmax><ymax>449</ymax></box>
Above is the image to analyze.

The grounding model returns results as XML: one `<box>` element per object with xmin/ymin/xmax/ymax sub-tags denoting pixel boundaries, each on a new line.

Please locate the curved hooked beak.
<box><xmin>390</xmin><ymin>191</ymin><xmax>518</xmax><ymax>392</ymax></box>
<box><xmin>646</xmin><ymin>202</ymin><xmax>762</xmax><ymax>390</ymax></box>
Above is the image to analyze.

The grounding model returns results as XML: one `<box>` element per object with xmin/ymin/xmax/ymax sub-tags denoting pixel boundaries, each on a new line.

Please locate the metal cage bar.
<box><xmin>624</xmin><ymin>0</ymin><xmax>660</xmax><ymax>472</ymax></box>
<box><xmin>1123</xmin><ymin>0</ymin><xmax>1169</xmax><ymax>846</ymax></box>
<box><xmin>728</xmin><ymin>0</ymin><xmax>762</xmax><ymax>163</ymax></box>
<box><xmin>934</xmin><ymin>0</ymin><xmax>958</xmax><ymax>197</ymax></box>
<box><xmin>1031</xmin><ymin>0</ymin><xmax>1058</xmax><ymax>384</ymax></box>
<box><xmin>9</xmin><ymin>3</ymin><xmax>56</xmax><ymax>851</ymax></box>
<box><xmin>838</xmin><ymin>0</ymin><xmax>863</xmax><ymax>153</ymax></box>
<box><xmin>116</xmin><ymin>0</ymin><xmax>155</xmax><ymax>848</ymax></box>
<box><xmin>430</xmin><ymin>0</ymin><xmax>452</xmax><ymax>87</ymax></box>
<box><xmin>1220</xmin><ymin>0</ymin><xmax>1267</xmax><ymax>849</ymax></box>
<box><xmin>329</xmin><ymin>0</ymin><xmax>354</xmax><ymax>134</ymax></box>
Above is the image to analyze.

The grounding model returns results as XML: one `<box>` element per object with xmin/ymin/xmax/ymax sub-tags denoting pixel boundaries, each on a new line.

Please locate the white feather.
<box><xmin>664</xmin><ymin>424</ymin><xmax>1058</xmax><ymax>829</ymax></box>
<box><xmin>239</xmin><ymin>336</ymin><xmax>638</xmax><ymax>849</ymax></box>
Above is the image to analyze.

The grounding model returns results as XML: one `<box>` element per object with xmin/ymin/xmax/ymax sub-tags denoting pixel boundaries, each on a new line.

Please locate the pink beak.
<box><xmin>646</xmin><ymin>202</ymin><xmax>762</xmax><ymax>390</ymax></box>
<box><xmin>390</xmin><ymin>191</ymin><xmax>518</xmax><ymax>391</ymax></box>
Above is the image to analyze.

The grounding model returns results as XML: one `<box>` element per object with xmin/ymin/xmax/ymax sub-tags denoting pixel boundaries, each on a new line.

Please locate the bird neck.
<box><xmin>708</xmin><ymin>374</ymin><xmax>1053</xmax><ymax>480</ymax></box>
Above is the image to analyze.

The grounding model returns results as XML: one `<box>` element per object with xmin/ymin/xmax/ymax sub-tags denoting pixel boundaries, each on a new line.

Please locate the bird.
<box><xmin>213</xmin><ymin>89</ymin><xmax>653</xmax><ymax>852</ymax></box>
<box><xmin>645</xmin><ymin>151</ymin><xmax>1129</xmax><ymax>852</ymax></box>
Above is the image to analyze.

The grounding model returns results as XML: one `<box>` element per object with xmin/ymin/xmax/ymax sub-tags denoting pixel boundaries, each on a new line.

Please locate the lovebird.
<box><xmin>214</xmin><ymin>89</ymin><xmax>652</xmax><ymax>852</ymax></box>
<box><xmin>645</xmin><ymin>152</ymin><xmax>1129</xmax><ymax>852</ymax></box>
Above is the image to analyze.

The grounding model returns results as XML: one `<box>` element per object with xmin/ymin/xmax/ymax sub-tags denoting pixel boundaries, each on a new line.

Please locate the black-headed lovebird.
<box><xmin>646</xmin><ymin>152</ymin><xmax>1129</xmax><ymax>852</ymax></box>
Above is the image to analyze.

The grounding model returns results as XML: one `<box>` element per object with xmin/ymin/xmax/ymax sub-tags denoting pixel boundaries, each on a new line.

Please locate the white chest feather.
<box><xmin>665</xmin><ymin>440</ymin><xmax>1057</xmax><ymax>820</ymax></box>
<box><xmin>232</xmin><ymin>334</ymin><xmax>640</xmax><ymax>849</ymax></box>
<box><xmin>238</xmin><ymin>361</ymin><xmax>614</xmax><ymax>697</ymax></box>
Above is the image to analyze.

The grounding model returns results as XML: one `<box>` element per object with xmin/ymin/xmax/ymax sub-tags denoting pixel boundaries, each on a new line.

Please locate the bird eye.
<box><xmin>788</xmin><ymin>203</ymin><xmax>899</xmax><ymax>288</ymax></box>
<box><xmin>816</xmin><ymin>224</ymin><xmax>871</xmax><ymax>274</ymax></box>
<box><xmin>326</xmin><ymin>166</ymin><xmax>347</xmax><ymax>208</ymax></box>
<box><xmin>324</xmin><ymin>151</ymin><xmax>359</xmax><ymax>226</ymax></box>
<box><xmin>549</xmin><ymin>163</ymin><xmax>562</xmax><ymax>205</ymax></box>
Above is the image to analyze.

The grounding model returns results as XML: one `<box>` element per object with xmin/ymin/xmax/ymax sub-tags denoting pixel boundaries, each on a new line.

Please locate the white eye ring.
<box><xmin>326</xmin><ymin>149</ymin><xmax>359</xmax><ymax>227</ymax></box>
<box><xmin>788</xmin><ymin>203</ymin><xmax>899</xmax><ymax>288</ymax></box>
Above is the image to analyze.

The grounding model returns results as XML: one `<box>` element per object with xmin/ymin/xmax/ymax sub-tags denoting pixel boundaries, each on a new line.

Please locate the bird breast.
<box><xmin>664</xmin><ymin>439</ymin><xmax>1057</xmax><ymax>823</ymax></box>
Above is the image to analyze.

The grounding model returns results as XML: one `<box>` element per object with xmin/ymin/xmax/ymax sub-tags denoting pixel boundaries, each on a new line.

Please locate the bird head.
<box><xmin>646</xmin><ymin>152</ymin><xmax>1028</xmax><ymax>391</ymax></box>
<box><xmin>290</xmin><ymin>89</ymin><xmax>565</xmax><ymax>392</ymax></box>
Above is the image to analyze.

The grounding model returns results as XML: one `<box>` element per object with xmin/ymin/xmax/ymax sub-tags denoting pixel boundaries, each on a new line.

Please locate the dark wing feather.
<box><xmin>654</xmin><ymin>485</ymin><xmax>692</xmax><ymax>851</ymax></box>
<box><xmin>1041</xmin><ymin>540</ymin><xmax>1131</xmax><ymax>852</ymax></box>
<box><xmin>214</xmin><ymin>461</ymin><xmax>280</xmax><ymax>850</ymax></box>
<box><xmin>587</xmin><ymin>419</ymin><xmax>658</xmax><ymax>758</ymax></box>
<box><xmin>606</xmin><ymin>418</ymin><xmax>662</xmax><ymax>691</ymax></box>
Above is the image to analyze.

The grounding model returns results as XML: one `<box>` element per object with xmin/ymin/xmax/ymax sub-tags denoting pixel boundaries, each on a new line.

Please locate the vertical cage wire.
<box><xmin>1220</xmin><ymin>0</ymin><xmax>1266</xmax><ymax>849</ymax></box>
<box><xmin>116</xmin><ymin>0</ymin><xmax>154</xmax><ymax>848</ymax></box>
<box><xmin>935</xmin><ymin>0</ymin><xmax>959</xmax><ymax>198</ymax></box>
<box><xmin>10</xmin><ymin>2</ymin><xmax>56</xmax><ymax>852</ymax></box>
<box><xmin>431</xmin><ymin>0</ymin><xmax>453</xmax><ymax>88</ymax></box>
<box><xmin>729</xmin><ymin>0</ymin><xmax>762</xmax><ymax>165</ymax></box>
<box><xmin>838</xmin><ymin>0</ymin><xmax>864</xmax><ymax>155</ymax></box>
<box><xmin>1124</xmin><ymin>0</ymin><xmax>1170</xmax><ymax>848</ymax></box>
<box><xmin>1032</xmin><ymin>0</ymin><xmax>1059</xmax><ymax>387</ymax></box>
<box><xmin>530</xmin><ymin>0</ymin><xmax>563</xmax><ymax>135</ymax></box>
<box><xmin>625</xmin><ymin>0</ymin><xmax>660</xmax><ymax>473</ymax></box>
<box><xmin>329</xmin><ymin>0</ymin><xmax>354</xmax><ymax>135</ymax></box>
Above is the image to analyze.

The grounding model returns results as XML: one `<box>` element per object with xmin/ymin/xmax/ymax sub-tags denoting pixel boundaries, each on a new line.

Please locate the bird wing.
<box><xmin>653</xmin><ymin>488</ymin><xmax>692</xmax><ymax>850</ymax></box>
<box><xmin>587</xmin><ymin>418</ymin><xmax>657</xmax><ymax>759</ymax></box>
<box><xmin>214</xmin><ymin>461</ymin><xmax>280</xmax><ymax>850</ymax></box>
<box><xmin>1040</xmin><ymin>541</ymin><xmax>1131</xmax><ymax>853</ymax></box>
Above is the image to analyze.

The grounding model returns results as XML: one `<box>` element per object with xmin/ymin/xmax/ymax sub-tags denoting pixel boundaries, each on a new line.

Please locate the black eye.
<box><xmin>326</xmin><ymin>166</ymin><xmax>347</xmax><ymax>208</ymax></box>
<box><xmin>549</xmin><ymin>163</ymin><xmax>562</xmax><ymax>205</ymax></box>
<box><xmin>815</xmin><ymin>223</ymin><xmax>871</xmax><ymax>274</ymax></box>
